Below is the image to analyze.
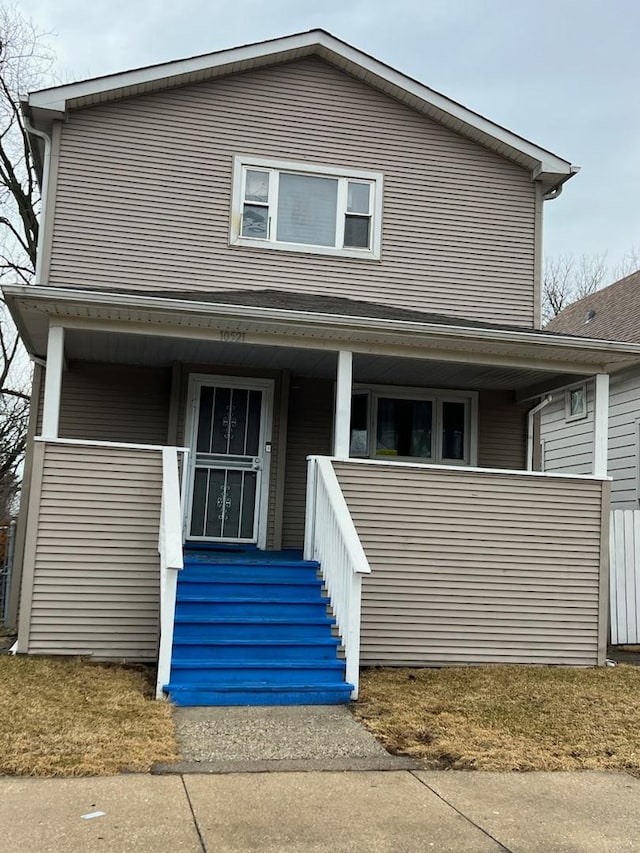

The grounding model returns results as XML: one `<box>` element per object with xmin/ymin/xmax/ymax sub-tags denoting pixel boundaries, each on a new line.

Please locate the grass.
<box><xmin>353</xmin><ymin>665</ymin><xmax>640</xmax><ymax>773</ymax></box>
<box><xmin>0</xmin><ymin>656</ymin><xmax>178</xmax><ymax>776</ymax></box>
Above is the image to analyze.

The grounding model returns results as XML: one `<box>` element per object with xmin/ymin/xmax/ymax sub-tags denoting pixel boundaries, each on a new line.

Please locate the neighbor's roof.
<box><xmin>22</xmin><ymin>29</ymin><xmax>576</xmax><ymax>193</ymax></box>
<box><xmin>546</xmin><ymin>270</ymin><xmax>640</xmax><ymax>343</ymax></box>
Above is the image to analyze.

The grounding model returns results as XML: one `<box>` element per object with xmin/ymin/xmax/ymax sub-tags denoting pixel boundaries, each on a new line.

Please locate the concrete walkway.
<box><xmin>1</xmin><ymin>770</ymin><xmax>640</xmax><ymax>852</ymax></box>
<box><xmin>163</xmin><ymin>705</ymin><xmax>413</xmax><ymax>772</ymax></box>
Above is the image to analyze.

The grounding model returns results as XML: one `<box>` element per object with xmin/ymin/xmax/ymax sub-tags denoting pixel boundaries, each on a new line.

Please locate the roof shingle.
<box><xmin>546</xmin><ymin>270</ymin><xmax>640</xmax><ymax>343</ymax></box>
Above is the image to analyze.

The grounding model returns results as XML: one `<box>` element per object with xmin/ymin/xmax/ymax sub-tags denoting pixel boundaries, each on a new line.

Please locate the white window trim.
<box><xmin>351</xmin><ymin>383</ymin><xmax>478</xmax><ymax>466</ymax></box>
<box><xmin>565</xmin><ymin>381</ymin><xmax>588</xmax><ymax>422</ymax></box>
<box><xmin>230</xmin><ymin>154</ymin><xmax>383</xmax><ymax>260</ymax></box>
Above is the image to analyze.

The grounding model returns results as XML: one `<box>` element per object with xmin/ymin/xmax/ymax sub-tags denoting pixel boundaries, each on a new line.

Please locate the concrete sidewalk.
<box><xmin>1</xmin><ymin>770</ymin><xmax>640</xmax><ymax>852</ymax></box>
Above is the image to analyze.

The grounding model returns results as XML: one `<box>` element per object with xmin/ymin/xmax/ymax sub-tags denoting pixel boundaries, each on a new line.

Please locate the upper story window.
<box><xmin>231</xmin><ymin>156</ymin><xmax>383</xmax><ymax>260</ymax></box>
<box><xmin>565</xmin><ymin>383</ymin><xmax>587</xmax><ymax>421</ymax></box>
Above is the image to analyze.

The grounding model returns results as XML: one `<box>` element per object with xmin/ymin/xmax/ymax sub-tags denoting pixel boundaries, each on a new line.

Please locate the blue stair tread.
<box><xmin>176</xmin><ymin>595</ymin><xmax>329</xmax><ymax>604</ymax></box>
<box><xmin>166</xmin><ymin>681</ymin><xmax>353</xmax><ymax>692</ymax></box>
<box><xmin>171</xmin><ymin>659</ymin><xmax>345</xmax><ymax>669</ymax></box>
<box><xmin>183</xmin><ymin>558</ymin><xmax>319</xmax><ymax>568</ymax></box>
<box><xmin>178</xmin><ymin>578</ymin><xmax>323</xmax><ymax>587</ymax></box>
<box><xmin>174</xmin><ymin>616</ymin><xmax>334</xmax><ymax>625</ymax></box>
<box><xmin>173</xmin><ymin>637</ymin><xmax>340</xmax><ymax>646</ymax></box>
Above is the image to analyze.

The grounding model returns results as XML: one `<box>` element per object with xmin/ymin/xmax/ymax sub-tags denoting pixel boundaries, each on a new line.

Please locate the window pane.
<box><xmin>242</xmin><ymin>204</ymin><xmax>268</xmax><ymax>238</ymax></box>
<box><xmin>347</xmin><ymin>182</ymin><xmax>370</xmax><ymax>214</ymax></box>
<box><xmin>276</xmin><ymin>173</ymin><xmax>337</xmax><ymax>246</ymax></box>
<box><xmin>344</xmin><ymin>215</ymin><xmax>370</xmax><ymax>248</ymax></box>
<box><xmin>570</xmin><ymin>387</ymin><xmax>585</xmax><ymax>417</ymax></box>
<box><xmin>376</xmin><ymin>398</ymin><xmax>432</xmax><ymax>458</ymax></box>
<box><xmin>442</xmin><ymin>401</ymin><xmax>466</xmax><ymax>460</ymax></box>
<box><xmin>350</xmin><ymin>393</ymin><xmax>369</xmax><ymax>456</ymax></box>
<box><xmin>245</xmin><ymin>170</ymin><xmax>269</xmax><ymax>202</ymax></box>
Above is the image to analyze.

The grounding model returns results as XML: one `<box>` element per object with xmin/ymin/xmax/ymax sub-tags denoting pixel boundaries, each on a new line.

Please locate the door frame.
<box><xmin>183</xmin><ymin>373</ymin><xmax>275</xmax><ymax>549</ymax></box>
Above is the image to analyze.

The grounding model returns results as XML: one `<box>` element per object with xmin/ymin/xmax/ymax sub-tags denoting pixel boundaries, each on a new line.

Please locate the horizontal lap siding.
<box><xmin>49</xmin><ymin>58</ymin><xmax>536</xmax><ymax>327</ymax></box>
<box><xmin>333</xmin><ymin>462</ymin><xmax>604</xmax><ymax>665</ymax></box>
<box><xmin>477</xmin><ymin>391</ymin><xmax>527</xmax><ymax>469</ymax></box>
<box><xmin>541</xmin><ymin>383</ymin><xmax>594</xmax><ymax>476</ymax></box>
<box><xmin>606</xmin><ymin>372</ymin><xmax>640</xmax><ymax>510</ymax></box>
<box><xmin>36</xmin><ymin>362</ymin><xmax>171</xmax><ymax>444</ymax></box>
<box><xmin>29</xmin><ymin>444</ymin><xmax>162</xmax><ymax>660</ymax></box>
<box><xmin>282</xmin><ymin>377</ymin><xmax>334</xmax><ymax>548</ymax></box>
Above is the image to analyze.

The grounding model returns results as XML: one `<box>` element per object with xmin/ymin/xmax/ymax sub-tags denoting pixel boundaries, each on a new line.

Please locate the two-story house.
<box><xmin>6</xmin><ymin>30</ymin><xmax>640</xmax><ymax>705</ymax></box>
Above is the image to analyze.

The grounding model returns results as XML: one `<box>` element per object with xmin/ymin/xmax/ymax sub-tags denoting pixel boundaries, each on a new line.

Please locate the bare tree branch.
<box><xmin>542</xmin><ymin>252</ymin><xmax>609</xmax><ymax>323</ymax></box>
<box><xmin>0</xmin><ymin>3</ymin><xmax>55</xmax><ymax>520</ymax></box>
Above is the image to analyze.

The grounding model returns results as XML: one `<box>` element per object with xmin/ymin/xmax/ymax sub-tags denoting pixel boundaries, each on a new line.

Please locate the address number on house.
<box><xmin>219</xmin><ymin>330</ymin><xmax>246</xmax><ymax>343</ymax></box>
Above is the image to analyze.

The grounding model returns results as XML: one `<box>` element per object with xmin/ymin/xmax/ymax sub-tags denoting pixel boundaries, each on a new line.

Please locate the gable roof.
<box><xmin>546</xmin><ymin>270</ymin><xmax>640</xmax><ymax>343</ymax></box>
<box><xmin>23</xmin><ymin>29</ymin><xmax>576</xmax><ymax>194</ymax></box>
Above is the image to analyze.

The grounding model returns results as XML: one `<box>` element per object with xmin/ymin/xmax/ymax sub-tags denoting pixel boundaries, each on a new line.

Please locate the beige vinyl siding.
<box><xmin>541</xmin><ymin>382</ymin><xmax>594</xmax><ymax>476</ymax></box>
<box><xmin>333</xmin><ymin>461</ymin><xmax>606</xmax><ymax>666</ymax></box>
<box><xmin>605</xmin><ymin>371</ymin><xmax>640</xmax><ymax>510</ymax></box>
<box><xmin>477</xmin><ymin>391</ymin><xmax>527</xmax><ymax>469</ymax></box>
<box><xmin>282</xmin><ymin>377</ymin><xmax>334</xmax><ymax>549</ymax></box>
<box><xmin>36</xmin><ymin>362</ymin><xmax>171</xmax><ymax>444</ymax></box>
<box><xmin>27</xmin><ymin>443</ymin><xmax>162</xmax><ymax>660</ymax></box>
<box><xmin>49</xmin><ymin>58</ymin><xmax>536</xmax><ymax>327</ymax></box>
<box><xmin>279</xmin><ymin>383</ymin><xmax>530</xmax><ymax>549</ymax></box>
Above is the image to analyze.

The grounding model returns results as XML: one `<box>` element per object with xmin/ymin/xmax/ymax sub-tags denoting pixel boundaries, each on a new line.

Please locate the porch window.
<box><xmin>231</xmin><ymin>155</ymin><xmax>383</xmax><ymax>260</ymax></box>
<box><xmin>351</xmin><ymin>386</ymin><xmax>475</xmax><ymax>465</ymax></box>
<box><xmin>565</xmin><ymin>383</ymin><xmax>587</xmax><ymax>421</ymax></box>
<box><xmin>376</xmin><ymin>397</ymin><xmax>433</xmax><ymax>459</ymax></box>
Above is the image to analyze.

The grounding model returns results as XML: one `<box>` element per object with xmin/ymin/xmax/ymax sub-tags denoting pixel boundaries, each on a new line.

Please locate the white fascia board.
<box><xmin>26</xmin><ymin>30</ymin><xmax>573</xmax><ymax>179</ymax></box>
<box><xmin>5</xmin><ymin>284</ymin><xmax>640</xmax><ymax>365</ymax></box>
<box><xmin>27</xmin><ymin>31</ymin><xmax>322</xmax><ymax>111</ymax></box>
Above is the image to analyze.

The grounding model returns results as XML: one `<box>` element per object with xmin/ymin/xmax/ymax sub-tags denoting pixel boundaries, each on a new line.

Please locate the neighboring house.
<box><xmin>5</xmin><ymin>30</ymin><xmax>640</xmax><ymax>705</ymax></box>
<box><xmin>543</xmin><ymin>270</ymin><xmax>640</xmax><ymax>507</ymax></box>
<box><xmin>542</xmin><ymin>271</ymin><xmax>640</xmax><ymax>644</ymax></box>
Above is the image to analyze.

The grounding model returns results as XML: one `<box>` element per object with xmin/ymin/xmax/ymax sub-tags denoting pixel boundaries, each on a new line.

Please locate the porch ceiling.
<box><xmin>62</xmin><ymin>327</ymin><xmax>570</xmax><ymax>392</ymax></box>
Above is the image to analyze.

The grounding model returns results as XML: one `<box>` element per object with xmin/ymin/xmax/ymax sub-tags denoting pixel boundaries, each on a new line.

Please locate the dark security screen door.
<box><xmin>188</xmin><ymin>383</ymin><xmax>265</xmax><ymax>542</ymax></box>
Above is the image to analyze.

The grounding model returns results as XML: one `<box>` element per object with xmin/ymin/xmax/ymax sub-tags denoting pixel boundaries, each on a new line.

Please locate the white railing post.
<box><xmin>304</xmin><ymin>456</ymin><xmax>318</xmax><ymax>561</ymax></box>
<box><xmin>303</xmin><ymin>455</ymin><xmax>370</xmax><ymax>699</ymax></box>
<box><xmin>156</xmin><ymin>446</ymin><xmax>185</xmax><ymax>699</ymax></box>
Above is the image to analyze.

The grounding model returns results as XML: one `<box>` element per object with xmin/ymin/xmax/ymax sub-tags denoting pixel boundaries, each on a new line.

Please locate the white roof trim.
<box><xmin>26</xmin><ymin>29</ymin><xmax>573</xmax><ymax>180</ymax></box>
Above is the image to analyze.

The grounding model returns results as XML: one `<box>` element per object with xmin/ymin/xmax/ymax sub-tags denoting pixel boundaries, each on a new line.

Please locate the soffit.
<box><xmin>63</xmin><ymin>328</ymin><xmax>561</xmax><ymax>391</ymax></box>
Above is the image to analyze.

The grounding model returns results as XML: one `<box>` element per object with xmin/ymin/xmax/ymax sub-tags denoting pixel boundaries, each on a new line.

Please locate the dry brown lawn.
<box><xmin>0</xmin><ymin>656</ymin><xmax>178</xmax><ymax>776</ymax></box>
<box><xmin>353</xmin><ymin>665</ymin><xmax>640</xmax><ymax>773</ymax></box>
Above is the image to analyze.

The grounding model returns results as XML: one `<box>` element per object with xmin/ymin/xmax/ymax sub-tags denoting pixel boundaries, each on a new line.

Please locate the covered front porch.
<box><xmin>6</xmin><ymin>285</ymin><xmax>639</xmax><ymax>701</ymax></box>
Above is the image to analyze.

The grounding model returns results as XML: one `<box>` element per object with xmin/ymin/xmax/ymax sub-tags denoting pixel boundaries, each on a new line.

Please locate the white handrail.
<box><xmin>304</xmin><ymin>455</ymin><xmax>370</xmax><ymax>699</ymax></box>
<box><xmin>156</xmin><ymin>446</ymin><xmax>188</xmax><ymax>699</ymax></box>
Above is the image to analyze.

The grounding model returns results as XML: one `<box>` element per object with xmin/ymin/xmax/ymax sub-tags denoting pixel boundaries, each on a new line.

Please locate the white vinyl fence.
<box><xmin>610</xmin><ymin>510</ymin><xmax>640</xmax><ymax>645</ymax></box>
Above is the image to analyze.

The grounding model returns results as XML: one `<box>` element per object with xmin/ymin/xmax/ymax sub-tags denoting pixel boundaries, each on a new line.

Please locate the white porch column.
<box><xmin>333</xmin><ymin>350</ymin><xmax>353</xmax><ymax>458</ymax></box>
<box><xmin>41</xmin><ymin>324</ymin><xmax>65</xmax><ymax>439</ymax></box>
<box><xmin>593</xmin><ymin>373</ymin><xmax>609</xmax><ymax>478</ymax></box>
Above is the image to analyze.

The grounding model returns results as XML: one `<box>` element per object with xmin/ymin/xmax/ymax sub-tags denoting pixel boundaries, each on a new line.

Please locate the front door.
<box><xmin>186</xmin><ymin>377</ymin><xmax>273</xmax><ymax>546</ymax></box>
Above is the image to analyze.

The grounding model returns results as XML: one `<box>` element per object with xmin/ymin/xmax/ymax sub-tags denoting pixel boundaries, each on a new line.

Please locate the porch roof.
<box><xmin>5</xmin><ymin>284</ymin><xmax>640</xmax><ymax>379</ymax></box>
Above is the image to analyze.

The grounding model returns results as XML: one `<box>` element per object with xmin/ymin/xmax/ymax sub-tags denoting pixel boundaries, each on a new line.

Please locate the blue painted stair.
<box><xmin>164</xmin><ymin>549</ymin><xmax>354</xmax><ymax>706</ymax></box>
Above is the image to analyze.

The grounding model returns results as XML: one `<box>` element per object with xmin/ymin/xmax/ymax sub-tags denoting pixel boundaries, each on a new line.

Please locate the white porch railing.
<box><xmin>610</xmin><ymin>509</ymin><xmax>640</xmax><ymax>645</ymax></box>
<box><xmin>304</xmin><ymin>456</ymin><xmax>371</xmax><ymax>699</ymax></box>
<box><xmin>156</xmin><ymin>446</ymin><xmax>189</xmax><ymax>699</ymax></box>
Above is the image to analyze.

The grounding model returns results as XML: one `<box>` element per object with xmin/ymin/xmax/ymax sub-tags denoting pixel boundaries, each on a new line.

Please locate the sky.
<box><xmin>18</xmin><ymin>0</ymin><xmax>640</xmax><ymax>278</ymax></box>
